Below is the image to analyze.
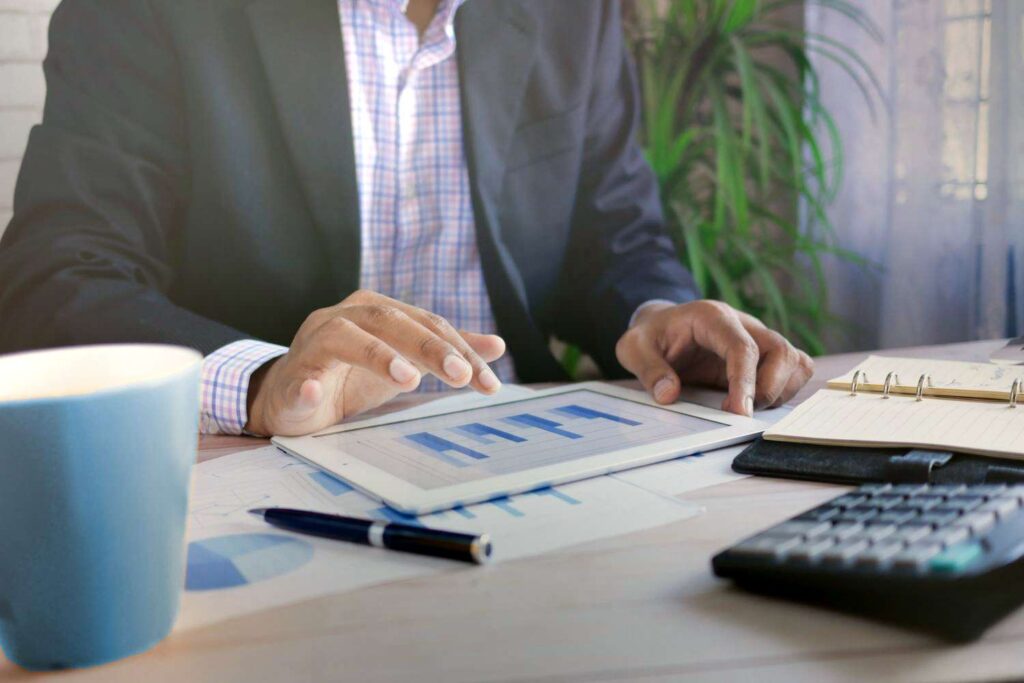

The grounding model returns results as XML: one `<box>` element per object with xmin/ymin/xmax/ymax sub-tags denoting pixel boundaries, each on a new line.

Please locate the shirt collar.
<box><xmin>363</xmin><ymin>0</ymin><xmax>468</xmax><ymax>25</ymax></box>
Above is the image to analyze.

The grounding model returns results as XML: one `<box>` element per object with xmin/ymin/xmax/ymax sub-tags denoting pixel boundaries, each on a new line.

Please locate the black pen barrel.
<box><xmin>382</xmin><ymin>524</ymin><xmax>491</xmax><ymax>564</ymax></box>
<box><xmin>263</xmin><ymin>508</ymin><xmax>374</xmax><ymax>545</ymax></box>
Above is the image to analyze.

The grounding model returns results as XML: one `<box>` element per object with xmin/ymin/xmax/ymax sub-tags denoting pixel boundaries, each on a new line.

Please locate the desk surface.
<box><xmin>3</xmin><ymin>340</ymin><xmax>1021</xmax><ymax>683</ymax></box>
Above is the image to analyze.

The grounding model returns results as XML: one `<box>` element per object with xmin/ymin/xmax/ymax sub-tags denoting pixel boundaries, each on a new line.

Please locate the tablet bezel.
<box><xmin>272</xmin><ymin>382</ymin><xmax>765</xmax><ymax>515</ymax></box>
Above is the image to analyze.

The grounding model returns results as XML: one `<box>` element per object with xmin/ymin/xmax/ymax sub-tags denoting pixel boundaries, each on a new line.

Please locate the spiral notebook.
<box><xmin>764</xmin><ymin>356</ymin><xmax>1024</xmax><ymax>460</ymax></box>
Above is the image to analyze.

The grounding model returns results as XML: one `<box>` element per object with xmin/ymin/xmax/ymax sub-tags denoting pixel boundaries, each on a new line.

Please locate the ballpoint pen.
<box><xmin>249</xmin><ymin>507</ymin><xmax>492</xmax><ymax>564</ymax></box>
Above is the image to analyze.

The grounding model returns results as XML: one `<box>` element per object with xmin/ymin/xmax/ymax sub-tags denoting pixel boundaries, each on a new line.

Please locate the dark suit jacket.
<box><xmin>0</xmin><ymin>0</ymin><xmax>698</xmax><ymax>382</ymax></box>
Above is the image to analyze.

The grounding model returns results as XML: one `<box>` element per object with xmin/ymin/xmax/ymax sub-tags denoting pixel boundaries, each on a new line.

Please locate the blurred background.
<box><xmin>1</xmin><ymin>0</ymin><xmax>1020</xmax><ymax>357</ymax></box>
<box><xmin>0</xmin><ymin>0</ymin><xmax>52</xmax><ymax>242</ymax></box>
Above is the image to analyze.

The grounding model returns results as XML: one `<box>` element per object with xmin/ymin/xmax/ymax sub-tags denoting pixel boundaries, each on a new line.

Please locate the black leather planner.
<box><xmin>732</xmin><ymin>438</ymin><xmax>1024</xmax><ymax>487</ymax></box>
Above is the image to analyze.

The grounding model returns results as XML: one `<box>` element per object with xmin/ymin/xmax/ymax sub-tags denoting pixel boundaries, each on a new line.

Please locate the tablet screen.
<box><xmin>313</xmin><ymin>390</ymin><xmax>726</xmax><ymax>490</ymax></box>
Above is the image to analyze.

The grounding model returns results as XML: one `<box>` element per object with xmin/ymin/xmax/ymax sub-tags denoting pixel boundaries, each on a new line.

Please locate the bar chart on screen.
<box><xmin>314</xmin><ymin>390</ymin><xmax>725</xmax><ymax>490</ymax></box>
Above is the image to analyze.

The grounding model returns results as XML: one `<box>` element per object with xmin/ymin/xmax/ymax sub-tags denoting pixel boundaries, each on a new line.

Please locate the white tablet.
<box><xmin>272</xmin><ymin>382</ymin><xmax>766</xmax><ymax>515</ymax></box>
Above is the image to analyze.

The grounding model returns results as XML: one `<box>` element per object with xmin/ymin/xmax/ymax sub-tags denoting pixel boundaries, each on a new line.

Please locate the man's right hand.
<box><xmin>245</xmin><ymin>290</ymin><xmax>507</xmax><ymax>437</ymax></box>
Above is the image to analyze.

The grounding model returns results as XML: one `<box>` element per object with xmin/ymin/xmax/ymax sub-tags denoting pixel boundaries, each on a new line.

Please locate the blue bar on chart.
<box><xmin>552</xmin><ymin>404</ymin><xmax>642</xmax><ymax>426</ymax></box>
<box><xmin>503</xmin><ymin>414</ymin><xmax>582</xmax><ymax>439</ymax></box>
<box><xmin>530</xmin><ymin>486</ymin><xmax>582</xmax><ymax>505</ymax></box>
<box><xmin>488</xmin><ymin>496</ymin><xmax>526</xmax><ymax>517</ymax></box>
<box><xmin>404</xmin><ymin>432</ymin><xmax>488</xmax><ymax>466</ymax></box>
<box><xmin>455</xmin><ymin>422</ymin><xmax>527</xmax><ymax>444</ymax></box>
<box><xmin>374</xmin><ymin>507</ymin><xmax>425</xmax><ymax>527</ymax></box>
<box><xmin>308</xmin><ymin>471</ymin><xmax>354</xmax><ymax>496</ymax></box>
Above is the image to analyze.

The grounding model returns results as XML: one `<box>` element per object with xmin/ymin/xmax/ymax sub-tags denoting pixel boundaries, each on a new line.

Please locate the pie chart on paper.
<box><xmin>185</xmin><ymin>533</ymin><xmax>314</xmax><ymax>591</ymax></box>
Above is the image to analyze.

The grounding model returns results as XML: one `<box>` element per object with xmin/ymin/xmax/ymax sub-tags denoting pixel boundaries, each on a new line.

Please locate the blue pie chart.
<box><xmin>185</xmin><ymin>533</ymin><xmax>314</xmax><ymax>591</ymax></box>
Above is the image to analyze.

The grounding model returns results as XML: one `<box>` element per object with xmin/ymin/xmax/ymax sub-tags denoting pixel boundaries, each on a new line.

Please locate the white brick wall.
<box><xmin>0</xmin><ymin>0</ymin><xmax>58</xmax><ymax>237</ymax></box>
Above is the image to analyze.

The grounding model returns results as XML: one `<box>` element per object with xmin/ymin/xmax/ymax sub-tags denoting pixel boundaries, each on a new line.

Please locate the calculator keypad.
<box><xmin>733</xmin><ymin>484</ymin><xmax>1024</xmax><ymax>573</ymax></box>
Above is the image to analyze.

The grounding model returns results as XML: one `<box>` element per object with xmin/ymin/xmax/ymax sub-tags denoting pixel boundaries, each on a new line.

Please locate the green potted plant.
<box><xmin>629</xmin><ymin>0</ymin><xmax>881</xmax><ymax>356</ymax></box>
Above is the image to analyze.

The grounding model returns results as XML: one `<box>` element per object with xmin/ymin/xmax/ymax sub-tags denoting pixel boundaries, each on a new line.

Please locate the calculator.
<box><xmin>712</xmin><ymin>483</ymin><xmax>1024</xmax><ymax>641</ymax></box>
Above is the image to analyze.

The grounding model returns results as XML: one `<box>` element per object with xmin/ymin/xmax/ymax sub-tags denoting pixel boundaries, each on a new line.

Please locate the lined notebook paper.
<box><xmin>765</xmin><ymin>356</ymin><xmax>1024</xmax><ymax>460</ymax></box>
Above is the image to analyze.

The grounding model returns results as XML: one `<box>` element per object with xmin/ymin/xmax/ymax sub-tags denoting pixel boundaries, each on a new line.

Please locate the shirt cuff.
<box><xmin>629</xmin><ymin>299</ymin><xmax>677</xmax><ymax>328</ymax></box>
<box><xmin>200</xmin><ymin>340</ymin><xmax>288</xmax><ymax>435</ymax></box>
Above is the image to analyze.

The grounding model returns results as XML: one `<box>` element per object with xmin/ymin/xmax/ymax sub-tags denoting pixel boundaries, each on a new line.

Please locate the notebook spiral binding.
<box><xmin>850</xmin><ymin>371</ymin><xmax>1023</xmax><ymax>408</ymax></box>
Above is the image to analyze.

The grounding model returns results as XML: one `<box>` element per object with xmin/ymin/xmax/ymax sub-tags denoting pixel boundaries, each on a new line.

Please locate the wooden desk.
<box><xmin>3</xmin><ymin>340</ymin><xmax>1021</xmax><ymax>683</ymax></box>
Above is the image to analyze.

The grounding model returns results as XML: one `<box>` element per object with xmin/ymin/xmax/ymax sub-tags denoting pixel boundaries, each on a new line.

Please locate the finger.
<box><xmin>747</xmin><ymin>328</ymin><xmax>797</xmax><ymax>408</ymax></box>
<box><xmin>307</xmin><ymin>315</ymin><xmax>422</xmax><ymax>391</ymax></box>
<box><xmin>342</xmin><ymin>292</ymin><xmax>501</xmax><ymax>393</ymax></box>
<box><xmin>685</xmin><ymin>311</ymin><xmax>758</xmax><ymax>417</ymax></box>
<box><xmin>615</xmin><ymin>329</ymin><xmax>681</xmax><ymax>404</ymax></box>
<box><xmin>400</xmin><ymin>307</ymin><xmax>501</xmax><ymax>394</ymax></box>
<box><xmin>340</xmin><ymin>306</ymin><xmax>479</xmax><ymax>389</ymax></box>
<box><xmin>774</xmin><ymin>351</ymin><xmax>814</xmax><ymax>407</ymax></box>
<box><xmin>461</xmin><ymin>332</ymin><xmax>506</xmax><ymax>364</ymax></box>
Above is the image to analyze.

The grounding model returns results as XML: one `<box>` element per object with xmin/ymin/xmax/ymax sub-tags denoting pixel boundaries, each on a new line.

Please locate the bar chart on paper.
<box><xmin>185</xmin><ymin>533</ymin><xmax>314</xmax><ymax>591</ymax></box>
<box><xmin>313</xmin><ymin>390</ymin><xmax>725</xmax><ymax>489</ymax></box>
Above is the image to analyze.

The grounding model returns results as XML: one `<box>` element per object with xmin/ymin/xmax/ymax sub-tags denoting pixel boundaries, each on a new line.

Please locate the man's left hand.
<box><xmin>616</xmin><ymin>301</ymin><xmax>814</xmax><ymax>417</ymax></box>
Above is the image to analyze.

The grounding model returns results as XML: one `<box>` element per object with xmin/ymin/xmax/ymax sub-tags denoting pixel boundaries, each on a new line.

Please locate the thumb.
<box><xmin>280</xmin><ymin>376</ymin><xmax>324</xmax><ymax>419</ymax></box>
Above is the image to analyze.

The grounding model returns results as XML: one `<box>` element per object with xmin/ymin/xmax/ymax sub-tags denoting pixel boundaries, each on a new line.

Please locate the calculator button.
<box><xmin>731</xmin><ymin>535</ymin><xmax>802</xmax><ymax>560</ymax></box>
<box><xmin>978</xmin><ymin>498</ymin><xmax>1021</xmax><ymax>519</ymax></box>
<box><xmin>795</xmin><ymin>507</ymin><xmax>841</xmax><ymax>522</ymax></box>
<box><xmin>874</xmin><ymin>510</ymin><xmax>917</xmax><ymax>525</ymax></box>
<box><xmin>821</xmin><ymin>539</ymin><xmax>870</xmax><ymax>564</ymax></box>
<box><xmin>968</xmin><ymin>484</ymin><xmax>1007</xmax><ymax>497</ymax></box>
<box><xmin>892</xmin><ymin>544</ymin><xmax>943</xmax><ymax>571</ymax></box>
<box><xmin>887</xmin><ymin>505</ymin><xmax>922</xmax><ymax>516</ymax></box>
<box><xmin>835</xmin><ymin>507</ymin><xmax>879</xmax><ymax>523</ymax></box>
<box><xmin>871</xmin><ymin>495</ymin><xmax>906</xmax><ymax>510</ymax></box>
<box><xmin>856</xmin><ymin>541</ymin><xmax>905</xmax><ymax>568</ymax></box>
<box><xmin>911</xmin><ymin>510</ymin><xmax>960</xmax><ymax>527</ymax></box>
<box><xmin>788</xmin><ymin>537</ymin><xmax>836</xmax><ymax>563</ymax></box>
<box><xmin>858</xmin><ymin>523</ymin><xmax>898</xmax><ymax>542</ymax></box>
<box><xmin>925</xmin><ymin>526</ymin><xmax>971</xmax><ymax>549</ymax></box>
<box><xmin>929</xmin><ymin>541</ymin><xmax>984</xmax><ymax>573</ymax></box>
<box><xmin>902</xmin><ymin>496</ymin><xmax>944</xmax><ymax>511</ymax></box>
<box><xmin>768</xmin><ymin>520</ymin><xmax>832</xmax><ymax>539</ymax></box>
<box><xmin>927</xmin><ymin>484</ymin><xmax>966</xmax><ymax>495</ymax></box>
<box><xmin>952</xmin><ymin>511</ymin><xmax>998</xmax><ymax>536</ymax></box>
<box><xmin>831</xmin><ymin>494</ymin><xmax>869</xmax><ymax>508</ymax></box>
<box><xmin>1000</xmin><ymin>485</ymin><xmax>1024</xmax><ymax>501</ymax></box>
<box><xmin>829</xmin><ymin>522</ymin><xmax>864</xmax><ymax>540</ymax></box>
<box><xmin>890</xmin><ymin>484</ymin><xmax>928</xmax><ymax>495</ymax></box>
<box><xmin>935</xmin><ymin>497</ymin><xmax>983</xmax><ymax>513</ymax></box>
<box><xmin>888</xmin><ymin>526</ymin><xmax>932</xmax><ymax>544</ymax></box>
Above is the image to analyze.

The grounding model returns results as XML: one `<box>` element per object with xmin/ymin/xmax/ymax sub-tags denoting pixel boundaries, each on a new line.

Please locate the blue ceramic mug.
<box><xmin>0</xmin><ymin>344</ymin><xmax>202</xmax><ymax>670</ymax></box>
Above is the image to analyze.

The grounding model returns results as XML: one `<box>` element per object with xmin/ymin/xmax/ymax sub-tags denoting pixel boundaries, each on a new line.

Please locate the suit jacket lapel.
<box><xmin>247</xmin><ymin>0</ymin><xmax>360</xmax><ymax>296</ymax></box>
<box><xmin>456</xmin><ymin>2</ymin><xmax>537</xmax><ymax>214</ymax></box>
<box><xmin>456</xmin><ymin>2</ymin><xmax>565</xmax><ymax>381</ymax></box>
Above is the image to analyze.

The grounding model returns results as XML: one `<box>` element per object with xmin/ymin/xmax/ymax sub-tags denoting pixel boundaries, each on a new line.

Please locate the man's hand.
<box><xmin>616</xmin><ymin>301</ymin><xmax>813</xmax><ymax>417</ymax></box>
<box><xmin>246</xmin><ymin>290</ymin><xmax>506</xmax><ymax>436</ymax></box>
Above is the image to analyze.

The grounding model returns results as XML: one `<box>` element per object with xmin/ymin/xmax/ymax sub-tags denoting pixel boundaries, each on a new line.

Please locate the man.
<box><xmin>0</xmin><ymin>0</ymin><xmax>812</xmax><ymax>437</ymax></box>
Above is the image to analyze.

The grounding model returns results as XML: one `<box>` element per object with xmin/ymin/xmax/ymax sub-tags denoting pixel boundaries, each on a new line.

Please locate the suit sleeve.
<box><xmin>550</xmin><ymin>0</ymin><xmax>700</xmax><ymax>378</ymax></box>
<box><xmin>0</xmin><ymin>0</ymin><xmax>248</xmax><ymax>355</ymax></box>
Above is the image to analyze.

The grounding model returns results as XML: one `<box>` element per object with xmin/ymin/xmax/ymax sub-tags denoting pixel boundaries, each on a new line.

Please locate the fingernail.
<box><xmin>479</xmin><ymin>368</ymin><xmax>501</xmax><ymax>392</ymax></box>
<box><xmin>389</xmin><ymin>357</ymin><xmax>419</xmax><ymax>384</ymax></box>
<box><xmin>443</xmin><ymin>354</ymin><xmax>472</xmax><ymax>381</ymax></box>
<box><xmin>654</xmin><ymin>377</ymin><xmax>675</xmax><ymax>402</ymax></box>
<box><xmin>744</xmin><ymin>396</ymin><xmax>754</xmax><ymax>417</ymax></box>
